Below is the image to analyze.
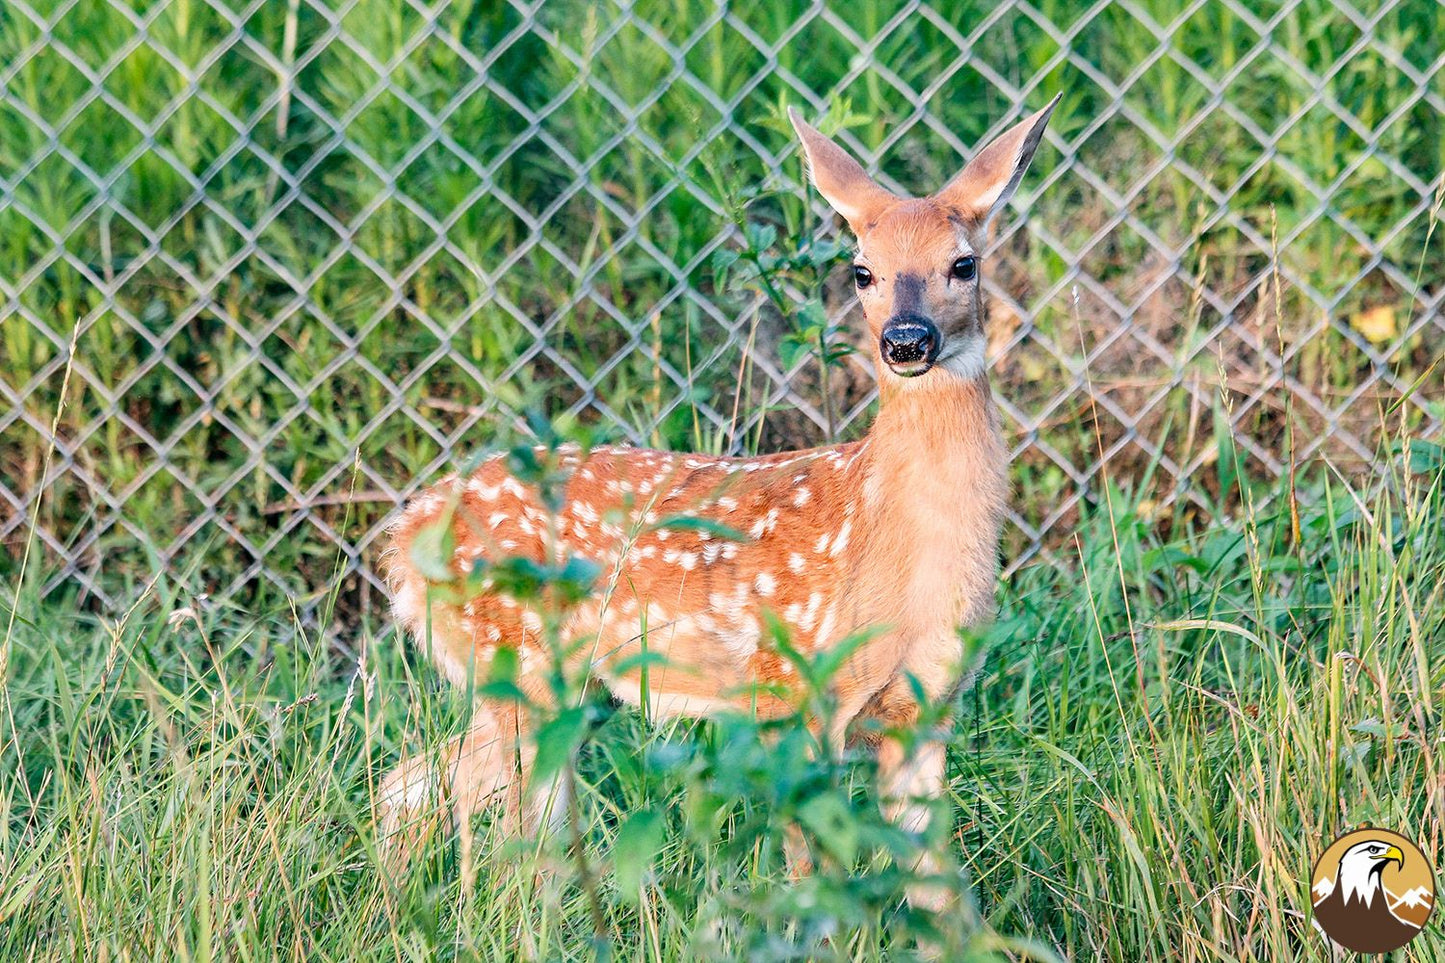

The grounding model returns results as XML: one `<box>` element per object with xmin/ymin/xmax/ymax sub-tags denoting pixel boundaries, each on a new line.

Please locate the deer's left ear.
<box><xmin>935</xmin><ymin>93</ymin><xmax>1060</xmax><ymax>225</ymax></box>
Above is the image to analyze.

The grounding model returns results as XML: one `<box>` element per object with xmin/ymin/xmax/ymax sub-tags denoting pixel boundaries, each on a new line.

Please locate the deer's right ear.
<box><xmin>788</xmin><ymin>108</ymin><xmax>896</xmax><ymax>230</ymax></box>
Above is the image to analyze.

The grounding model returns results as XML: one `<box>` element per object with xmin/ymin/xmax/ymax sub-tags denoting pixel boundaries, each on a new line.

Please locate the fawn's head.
<box><xmin>790</xmin><ymin>98</ymin><xmax>1058</xmax><ymax>384</ymax></box>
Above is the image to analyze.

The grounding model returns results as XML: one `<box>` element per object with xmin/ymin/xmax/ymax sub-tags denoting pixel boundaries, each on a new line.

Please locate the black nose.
<box><xmin>880</xmin><ymin>316</ymin><xmax>940</xmax><ymax>369</ymax></box>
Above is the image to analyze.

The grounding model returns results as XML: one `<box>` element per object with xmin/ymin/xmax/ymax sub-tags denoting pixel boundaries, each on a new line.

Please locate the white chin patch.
<box><xmin>935</xmin><ymin>330</ymin><xmax>988</xmax><ymax>381</ymax></box>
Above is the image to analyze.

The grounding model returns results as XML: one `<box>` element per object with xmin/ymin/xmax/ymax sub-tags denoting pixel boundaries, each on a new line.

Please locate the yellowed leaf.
<box><xmin>1350</xmin><ymin>304</ymin><xmax>1397</xmax><ymax>344</ymax></box>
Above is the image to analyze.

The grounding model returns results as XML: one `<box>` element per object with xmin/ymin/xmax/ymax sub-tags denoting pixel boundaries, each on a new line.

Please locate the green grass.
<box><xmin>2</xmin><ymin>448</ymin><xmax>1442</xmax><ymax>960</ymax></box>
<box><xmin>2</xmin><ymin>0</ymin><xmax>1442</xmax><ymax>604</ymax></box>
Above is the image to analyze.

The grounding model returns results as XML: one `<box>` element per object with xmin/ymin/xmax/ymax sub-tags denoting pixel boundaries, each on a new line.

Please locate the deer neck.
<box><xmin>855</xmin><ymin>368</ymin><xmax>1008</xmax><ymax>629</ymax></box>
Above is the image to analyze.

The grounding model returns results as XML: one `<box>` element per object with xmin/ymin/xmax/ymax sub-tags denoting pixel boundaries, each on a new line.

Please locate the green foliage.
<box><xmin>1</xmin><ymin>442</ymin><xmax>1442</xmax><ymax>959</ymax></box>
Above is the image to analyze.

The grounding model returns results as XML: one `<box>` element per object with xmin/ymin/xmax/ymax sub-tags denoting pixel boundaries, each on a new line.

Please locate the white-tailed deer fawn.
<box><xmin>380</xmin><ymin>97</ymin><xmax>1058</xmax><ymax>903</ymax></box>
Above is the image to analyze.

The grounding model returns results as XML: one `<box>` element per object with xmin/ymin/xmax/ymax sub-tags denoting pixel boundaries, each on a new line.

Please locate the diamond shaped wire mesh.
<box><xmin>2</xmin><ymin>0</ymin><xmax>1441</xmax><ymax>619</ymax></box>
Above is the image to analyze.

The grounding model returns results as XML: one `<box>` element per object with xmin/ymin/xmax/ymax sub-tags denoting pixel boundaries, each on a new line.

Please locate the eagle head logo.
<box><xmin>1311</xmin><ymin>828</ymin><xmax>1435</xmax><ymax>954</ymax></box>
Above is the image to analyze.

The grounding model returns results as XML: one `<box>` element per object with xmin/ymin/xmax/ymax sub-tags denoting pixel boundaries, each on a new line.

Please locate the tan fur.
<box><xmin>378</xmin><ymin>100</ymin><xmax>1059</xmax><ymax>907</ymax></box>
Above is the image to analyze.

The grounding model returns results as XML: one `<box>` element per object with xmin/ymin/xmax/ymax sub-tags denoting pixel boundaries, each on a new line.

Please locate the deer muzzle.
<box><xmin>880</xmin><ymin>316</ymin><xmax>940</xmax><ymax>376</ymax></box>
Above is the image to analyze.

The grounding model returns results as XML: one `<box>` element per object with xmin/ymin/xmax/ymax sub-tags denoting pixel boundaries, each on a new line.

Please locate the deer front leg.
<box><xmin>877</xmin><ymin>733</ymin><xmax>952</xmax><ymax>910</ymax></box>
<box><xmin>863</xmin><ymin>660</ymin><xmax>961</xmax><ymax>914</ymax></box>
<box><xmin>377</xmin><ymin>693</ymin><xmax>565</xmax><ymax>874</ymax></box>
<box><xmin>377</xmin><ymin>702</ymin><xmax>520</xmax><ymax>867</ymax></box>
<box><xmin>782</xmin><ymin>680</ymin><xmax>893</xmax><ymax>881</ymax></box>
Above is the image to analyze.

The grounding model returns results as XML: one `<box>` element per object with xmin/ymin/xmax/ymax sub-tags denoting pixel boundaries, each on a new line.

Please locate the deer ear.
<box><xmin>936</xmin><ymin>93</ymin><xmax>1060</xmax><ymax>225</ymax></box>
<box><xmin>788</xmin><ymin>107</ymin><xmax>897</xmax><ymax>230</ymax></box>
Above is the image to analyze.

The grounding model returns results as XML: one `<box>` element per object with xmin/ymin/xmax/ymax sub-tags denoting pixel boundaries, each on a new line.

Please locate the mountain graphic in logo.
<box><xmin>1310</xmin><ymin>828</ymin><xmax>1436</xmax><ymax>954</ymax></box>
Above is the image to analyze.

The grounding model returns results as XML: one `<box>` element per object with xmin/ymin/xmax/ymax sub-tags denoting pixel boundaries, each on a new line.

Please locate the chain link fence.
<box><xmin>2</xmin><ymin>0</ymin><xmax>1442</xmax><ymax>618</ymax></box>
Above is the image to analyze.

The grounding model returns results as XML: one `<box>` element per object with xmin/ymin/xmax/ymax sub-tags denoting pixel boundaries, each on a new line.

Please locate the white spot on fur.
<box><xmin>754</xmin><ymin>572</ymin><xmax>776</xmax><ymax>596</ymax></box>
<box><xmin>788</xmin><ymin>553</ymin><xmax>805</xmax><ymax>574</ymax></box>
<box><xmin>382</xmin><ymin>771</ymin><xmax>435</xmax><ymax>809</ymax></box>
<box><xmin>466</xmin><ymin>479</ymin><xmax>502</xmax><ymax>501</ymax></box>
<box><xmin>718</xmin><ymin>621</ymin><xmax>760</xmax><ymax>657</ymax></box>
<box><xmin>793</xmin><ymin>488</ymin><xmax>811</xmax><ymax>506</ymax></box>
<box><xmin>829</xmin><ymin>519</ymin><xmax>851</xmax><ymax>556</ymax></box>
<box><xmin>802</xmin><ymin>593</ymin><xmax>822</xmax><ymax>631</ymax></box>
<box><xmin>814</xmin><ymin>603</ymin><xmax>837</xmax><ymax>646</ymax></box>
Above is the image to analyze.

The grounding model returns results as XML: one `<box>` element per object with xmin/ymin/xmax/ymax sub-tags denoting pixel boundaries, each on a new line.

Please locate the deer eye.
<box><xmin>853</xmin><ymin>264</ymin><xmax>874</xmax><ymax>288</ymax></box>
<box><xmin>951</xmin><ymin>256</ymin><xmax>977</xmax><ymax>281</ymax></box>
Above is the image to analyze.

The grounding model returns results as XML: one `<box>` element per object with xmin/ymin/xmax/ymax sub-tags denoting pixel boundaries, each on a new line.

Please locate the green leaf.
<box><xmin>489</xmin><ymin>646</ymin><xmax>519</xmax><ymax>685</ymax></box>
<box><xmin>809</xmin><ymin>625</ymin><xmax>887</xmax><ymax>688</ymax></box>
<box><xmin>555</xmin><ymin>556</ymin><xmax>602</xmax><ymax>603</ymax></box>
<box><xmin>530</xmin><ymin>706</ymin><xmax>589</xmax><ymax>787</ymax></box>
<box><xmin>651</xmin><ymin>515</ymin><xmax>748</xmax><ymax>541</ymax></box>
<box><xmin>1402</xmin><ymin>438</ymin><xmax>1443</xmax><ymax>474</ymax></box>
<box><xmin>506</xmin><ymin>443</ymin><xmax>542</xmax><ymax>481</ymax></box>
<box><xmin>711</xmin><ymin>248</ymin><xmax>740</xmax><ymax>273</ymax></box>
<box><xmin>1213</xmin><ymin>406</ymin><xmax>1238</xmax><ymax>498</ymax></box>
<box><xmin>1141</xmin><ymin>545</ymin><xmax>1208</xmax><ymax>574</ymax></box>
<box><xmin>409</xmin><ymin>516</ymin><xmax>455</xmax><ymax>583</ymax></box>
<box><xmin>612</xmin><ymin>807</ymin><xmax>666</xmax><ymax>903</ymax></box>
<box><xmin>797</xmin><ymin>794</ymin><xmax>858</xmax><ymax>865</ymax></box>
<box><xmin>778</xmin><ymin>333</ymin><xmax>811</xmax><ymax>369</ymax></box>
<box><xmin>745</xmin><ymin>222</ymin><xmax>776</xmax><ymax>251</ymax></box>
<box><xmin>607</xmin><ymin>650</ymin><xmax>670</xmax><ymax>676</ymax></box>
<box><xmin>795</xmin><ymin>300</ymin><xmax>828</xmax><ymax>332</ymax></box>
<box><xmin>477</xmin><ymin>679</ymin><xmax>529</xmax><ymax>703</ymax></box>
<box><xmin>479</xmin><ymin>644</ymin><xmax>531</xmax><ymax>696</ymax></box>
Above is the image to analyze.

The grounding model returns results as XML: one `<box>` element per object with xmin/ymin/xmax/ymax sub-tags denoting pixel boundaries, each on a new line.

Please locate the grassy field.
<box><xmin>2</xmin><ymin>444</ymin><xmax>1442</xmax><ymax>960</ymax></box>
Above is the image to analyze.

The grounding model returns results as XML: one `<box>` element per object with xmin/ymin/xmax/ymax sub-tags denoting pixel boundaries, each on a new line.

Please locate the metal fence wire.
<box><xmin>2</xmin><ymin>0</ymin><xmax>1442</xmax><ymax>618</ymax></box>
